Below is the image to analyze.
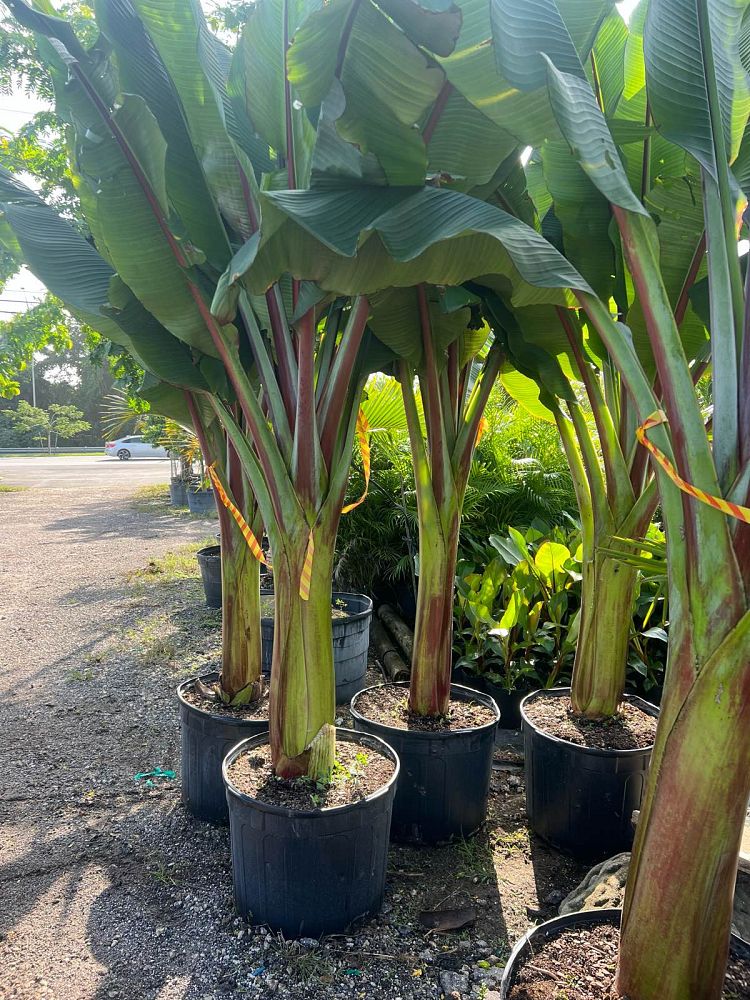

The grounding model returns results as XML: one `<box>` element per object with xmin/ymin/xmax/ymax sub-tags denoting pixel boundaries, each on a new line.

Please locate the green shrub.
<box><xmin>453</xmin><ymin>521</ymin><xmax>668</xmax><ymax>696</ymax></box>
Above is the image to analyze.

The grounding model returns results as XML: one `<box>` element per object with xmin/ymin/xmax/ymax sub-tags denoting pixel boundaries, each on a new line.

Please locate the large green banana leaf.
<box><xmin>94</xmin><ymin>0</ymin><xmax>231</xmax><ymax>266</ymax></box>
<box><xmin>287</xmin><ymin>0</ymin><xmax>446</xmax><ymax>185</ymax></box>
<box><xmin>0</xmin><ymin>167</ymin><xmax>208</xmax><ymax>390</ymax></box>
<box><xmin>213</xmin><ymin>186</ymin><xmax>591</xmax><ymax>313</ymax></box>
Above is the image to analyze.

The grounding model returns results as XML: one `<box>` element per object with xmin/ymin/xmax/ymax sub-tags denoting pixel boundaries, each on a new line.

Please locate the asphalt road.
<box><xmin>0</xmin><ymin>454</ymin><xmax>171</xmax><ymax>489</ymax></box>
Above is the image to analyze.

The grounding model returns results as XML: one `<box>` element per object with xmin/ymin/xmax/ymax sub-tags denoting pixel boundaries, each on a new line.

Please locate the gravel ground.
<box><xmin>0</xmin><ymin>484</ymin><xmax>586</xmax><ymax>1000</ymax></box>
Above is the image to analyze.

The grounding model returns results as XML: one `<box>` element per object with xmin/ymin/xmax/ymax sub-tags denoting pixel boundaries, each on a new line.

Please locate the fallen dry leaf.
<box><xmin>419</xmin><ymin>905</ymin><xmax>477</xmax><ymax>933</ymax></box>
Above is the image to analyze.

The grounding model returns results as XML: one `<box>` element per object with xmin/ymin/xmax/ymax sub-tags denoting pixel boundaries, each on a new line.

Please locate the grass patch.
<box><xmin>491</xmin><ymin>826</ymin><xmax>529</xmax><ymax>856</ymax></box>
<box><xmin>65</xmin><ymin>667</ymin><xmax>94</xmax><ymax>682</ymax></box>
<box><xmin>456</xmin><ymin>836</ymin><xmax>496</xmax><ymax>883</ymax></box>
<box><xmin>130</xmin><ymin>539</ymin><xmax>215</xmax><ymax>586</ymax></box>
<box><xmin>0</xmin><ymin>483</ymin><xmax>29</xmax><ymax>492</ymax></box>
<box><xmin>130</xmin><ymin>484</ymin><xmax>217</xmax><ymax>520</ymax></box>
<box><xmin>124</xmin><ymin>540</ymin><xmax>222</xmax><ymax>674</ymax></box>
<box><xmin>128</xmin><ymin>613</ymin><xmax>180</xmax><ymax>667</ymax></box>
<box><xmin>267</xmin><ymin>939</ymin><xmax>337</xmax><ymax>985</ymax></box>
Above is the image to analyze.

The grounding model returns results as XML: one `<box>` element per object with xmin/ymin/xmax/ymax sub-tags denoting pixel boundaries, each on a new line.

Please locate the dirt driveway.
<box><xmin>0</xmin><ymin>484</ymin><xmax>218</xmax><ymax>1000</ymax></box>
<box><xmin>0</xmin><ymin>483</ymin><xmax>586</xmax><ymax>1000</ymax></box>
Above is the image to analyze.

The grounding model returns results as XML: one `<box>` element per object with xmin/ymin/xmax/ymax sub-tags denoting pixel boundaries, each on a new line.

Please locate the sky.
<box><xmin>0</xmin><ymin>0</ymin><xmax>642</xmax><ymax>322</ymax></box>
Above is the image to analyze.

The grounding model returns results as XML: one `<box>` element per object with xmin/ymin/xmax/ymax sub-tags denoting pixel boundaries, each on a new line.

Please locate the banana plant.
<box><xmin>2</xmin><ymin>0</ymin><xmax>417</xmax><ymax>778</ymax></box>
<box><xmin>213</xmin><ymin>0</ymin><xmax>599</xmax><ymax>722</ymax></box>
<box><xmin>464</xmin><ymin>0</ymin><xmax>710</xmax><ymax>720</ymax></box>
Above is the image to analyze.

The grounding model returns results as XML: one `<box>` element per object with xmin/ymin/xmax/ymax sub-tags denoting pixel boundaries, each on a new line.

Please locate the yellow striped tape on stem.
<box><xmin>636</xmin><ymin>411</ymin><xmax>750</xmax><ymax>524</ymax></box>
<box><xmin>300</xmin><ymin>410</ymin><xmax>371</xmax><ymax>599</ymax></box>
<box><xmin>207</xmin><ymin>464</ymin><xmax>268</xmax><ymax>565</ymax></box>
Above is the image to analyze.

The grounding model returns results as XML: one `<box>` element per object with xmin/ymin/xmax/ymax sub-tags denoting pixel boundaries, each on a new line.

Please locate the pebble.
<box><xmin>440</xmin><ymin>971</ymin><xmax>470</xmax><ymax>996</ymax></box>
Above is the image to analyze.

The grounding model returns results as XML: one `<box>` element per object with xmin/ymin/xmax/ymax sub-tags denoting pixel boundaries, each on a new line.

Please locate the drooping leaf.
<box><xmin>215</xmin><ymin>185</ymin><xmax>591</xmax><ymax>308</ymax></box>
<box><xmin>543</xmin><ymin>59</ymin><xmax>649</xmax><ymax>216</ymax></box>
<box><xmin>95</xmin><ymin>0</ymin><xmax>231</xmax><ymax>266</ymax></box>
<box><xmin>499</xmin><ymin>365</ymin><xmax>556</xmax><ymax>422</ymax></box>
<box><xmin>491</xmin><ymin>0</ymin><xmax>586</xmax><ymax>91</ymax></box>
<box><xmin>643</xmin><ymin>0</ymin><xmax>750</xmax><ymax>177</ymax></box>
<box><xmin>287</xmin><ymin>0</ymin><xmax>445</xmax><ymax>184</ymax></box>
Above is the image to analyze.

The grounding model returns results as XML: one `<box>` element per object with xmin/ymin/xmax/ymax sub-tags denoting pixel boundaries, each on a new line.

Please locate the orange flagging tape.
<box><xmin>210</xmin><ymin>411</ymin><xmax>371</xmax><ymax>601</ymax></box>
<box><xmin>207</xmin><ymin>464</ymin><xmax>268</xmax><ymax>565</ymax></box>
<box><xmin>475</xmin><ymin>416</ymin><xmax>489</xmax><ymax>447</ymax></box>
<box><xmin>341</xmin><ymin>410</ymin><xmax>371</xmax><ymax>515</ymax></box>
<box><xmin>636</xmin><ymin>411</ymin><xmax>750</xmax><ymax>524</ymax></box>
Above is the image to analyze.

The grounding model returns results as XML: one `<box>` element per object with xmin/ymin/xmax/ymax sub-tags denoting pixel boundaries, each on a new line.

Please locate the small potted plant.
<box><xmin>186</xmin><ymin>463</ymin><xmax>217</xmax><ymax>517</ymax></box>
<box><xmin>259</xmin><ymin>591</ymin><xmax>374</xmax><ymax>703</ymax></box>
<box><xmin>453</xmin><ymin>523</ymin><xmax>580</xmax><ymax>728</ymax></box>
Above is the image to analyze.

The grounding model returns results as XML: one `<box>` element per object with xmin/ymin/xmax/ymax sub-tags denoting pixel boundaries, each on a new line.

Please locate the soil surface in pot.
<box><xmin>356</xmin><ymin>685</ymin><xmax>496</xmax><ymax>732</ymax></box>
<box><xmin>226</xmin><ymin>742</ymin><xmax>395</xmax><ymax>809</ymax></box>
<box><xmin>182</xmin><ymin>679</ymin><xmax>269</xmax><ymax>721</ymax></box>
<box><xmin>524</xmin><ymin>697</ymin><xmax>657</xmax><ymax>750</ymax></box>
<box><xmin>506</xmin><ymin>921</ymin><xmax>750</xmax><ymax>999</ymax></box>
<box><xmin>259</xmin><ymin>595</ymin><xmax>350</xmax><ymax>619</ymax></box>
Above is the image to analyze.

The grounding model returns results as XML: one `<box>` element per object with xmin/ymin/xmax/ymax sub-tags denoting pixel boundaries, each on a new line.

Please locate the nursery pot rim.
<box><xmin>350</xmin><ymin>680</ymin><xmax>500</xmax><ymax>739</ymax></box>
<box><xmin>222</xmin><ymin>727</ymin><xmax>400</xmax><ymax>820</ymax></box>
<box><xmin>500</xmin><ymin>908</ymin><xmax>750</xmax><ymax>995</ymax></box>
<box><xmin>501</xmin><ymin>907</ymin><xmax>623</xmax><ymax>996</ymax></box>
<box><xmin>520</xmin><ymin>686</ymin><xmax>658</xmax><ymax>757</ymax></box>
<box><xmin>177</xmin><ymin>671</ymin><xmax>267</xmax><ymax>728</ymax></box>
<box><xmin>258</xmin><ymin>590</ymin><xmax>373</xmax><ymax>625</ymax></box>
<box><xmin>196</xmin><ymin>544</ymin><xmax>221</xmax><ymax>559</ymax></box>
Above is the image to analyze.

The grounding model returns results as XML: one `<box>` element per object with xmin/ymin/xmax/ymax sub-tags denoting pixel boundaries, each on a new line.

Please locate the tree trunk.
<box><xmin>570</xmin><ymin>548</ymin><xmax>639</xmax><ymax>718</ymax></box>
<box><xmin>409</xmin><ymin>503</ymin><xmax>460</xmax><ymax>717</ymax></box>
<box><xmin>616</xmin><ymin>611</ymin><xmax>750</xmax><ymax>1000</ymax></box>
<box><xmin>269</xmin><ymin>525</ymin><xmax>337</xmax><ymax>777</ymax></box>
<box><xmin>219</xmin><ymin>520</ymin><xmax>262</xmax><ymax>700</ymax></box>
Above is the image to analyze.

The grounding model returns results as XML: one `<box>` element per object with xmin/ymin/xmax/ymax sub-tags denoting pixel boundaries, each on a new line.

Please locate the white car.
<box><xmin>104</xmin><ymin>435</ymin><xmax>169</xmax><ymax>460</ymax></box>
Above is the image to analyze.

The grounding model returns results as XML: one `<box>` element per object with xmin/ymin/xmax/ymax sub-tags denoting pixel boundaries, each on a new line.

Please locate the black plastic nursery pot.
<box><xmin>169</xmin><ymin>478</ymin><xmax>188</xmax><ymax>507</ymax></box>
<box><xmin>186</xmin><ymin>487</ymin><xmax>217</xmax><ymax>516</ymax></box>
<box><xmin>453</xmin><ymin>666</ymin><xmax>530</xmax><ymax>730</ymax></box>
<box><xmin>521</xmin><ymin>688</ymin><xmax>658</xmax><ymax>860</ymax></box>
<box><xmin>261</xmin><ymin>592</ymin><xmax>373</xmax><ymax>703</ymax></box>
<box><xmin>350</xmin><ymin>682</ymin><xmax>499</xmax><ymax>844</ymax></box>
<box><xmin>223</xmin><ymin>729</ymin><xmax>399</xmax><ymax>938</ymax></box>
<box><xmin>500</xmin><ymin>908</ymin><xmax>623</xmax><ymax>997</ymax></box>
<box><xmin>499</xmin><ymin>908</ymin><xmax>750</xmax><ymax>997</ymax></box>
<box><xmin>196</xmin><ymin>544</ymin><xmax>222</xmax><ymax>609</ymax></box>
<box><xmin>178</xmin><ymin>672</ymin><xmax>268</xmax><ymax>824</ymax></box>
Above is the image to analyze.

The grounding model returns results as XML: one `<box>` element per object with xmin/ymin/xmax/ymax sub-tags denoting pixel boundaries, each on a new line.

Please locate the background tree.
<box><xmin>3</xmin><ymin>399</ymin><xmax>90</xmax><ymax>451</ymax></box>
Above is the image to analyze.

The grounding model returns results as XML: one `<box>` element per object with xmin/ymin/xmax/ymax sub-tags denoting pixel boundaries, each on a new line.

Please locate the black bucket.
<box><xmin>187</xmin><ymin>487</ymin><xmax>217</xmax><ymax>516</ymax></box>
<box><xmin>223</xmin><ymin>729</ymin><xmax>399</xmax><ymax>937</ymax></box>
<box><xmin>351</xmin><ymin>682</ymin><xmax>499</xmax><ymax>844</ymax></box>
<box><xmin>261</xmin><ymin>592</ymin><xmax>373</xmax><ymax>703</ymax></box>
<box><xmin>499</xmin><ymin>909</ymin><xmax>749</xmax><ymax>996</ymax></box>
<box><xmin>177</xmin><ymin>672</ymin><xmax>268</xmax><ymax>824</ymax></box>
<box><xmin>169</xmin><ymin>479</ymin><xmax>188</xmax><ymax>507</ymax></box>
<box><xmin>196</xmin><ymin>545</ymin><xmax>222</xmax><ymax>609</ymax></box>
<box><xmin>521</xmin><ymin>688</ymin><xmax>657</xmax><ymax>860</ymax></box>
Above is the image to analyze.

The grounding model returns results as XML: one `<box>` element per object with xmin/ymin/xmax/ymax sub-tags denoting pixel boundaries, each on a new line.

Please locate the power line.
<box><xmin>0</xmin><ymin>105</ymin><xmax>50</xmax><ymax>115</ymax></box>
